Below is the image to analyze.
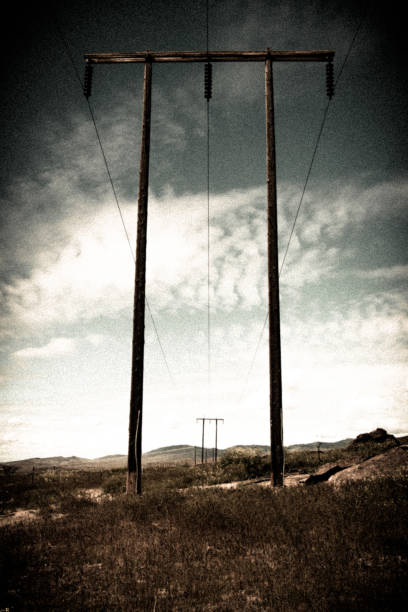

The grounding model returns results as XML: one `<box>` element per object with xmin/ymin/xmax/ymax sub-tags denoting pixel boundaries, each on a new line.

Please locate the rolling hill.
<box><xmin>1</xmin><ymin>438</ymin><xmax>356</xmax><ymax>472</ymax></box>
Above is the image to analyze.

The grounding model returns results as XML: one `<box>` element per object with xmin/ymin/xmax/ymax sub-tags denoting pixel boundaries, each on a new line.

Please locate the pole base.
<box><xmin>126</xmin><ymin>471</ymin><xmax>137</xmax><ymax>495</ymax></box>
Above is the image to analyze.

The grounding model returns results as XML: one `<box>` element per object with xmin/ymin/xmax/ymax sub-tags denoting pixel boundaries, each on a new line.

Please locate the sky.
<box><xmin>1</xmin><ymin>0</ymin><xmax>407</xmax><ymax>461</ymax></box>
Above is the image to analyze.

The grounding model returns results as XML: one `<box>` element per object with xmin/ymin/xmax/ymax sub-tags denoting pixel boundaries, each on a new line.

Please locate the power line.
<box><xmin>238</xmin><ymin>13</ymin><xmax>366</xmax><ymax>404</ymax></box>
<box><xmin>207</xmin><ymin>99</ymin><xmax>211</xmax><ymax>394</ymax></box>
<box><xmin>237</xmin><ymin>311</ymin><xmax>268</xmax><ymax>405</ymax></box>
<box><xmin>53</xmin><ymin>18</ymin><xmax>175</xmax><ymax>385</ymax></box>
<box><xmin>86</xmin><ymin>101</ymin><xmax>136</xmax><ymax>261</ymax></box>
<box><xmin>86</xmin><ymin>99</ymin><xmax>175</xmax><ymax>385</ymax></box>
<box><xmin>206</xmin><ymin>0</ymin><xmax>211</xmax><ymax>398</ymax></box>
<box><xmin>279</xmin><ymin>12</ymin><xmax>366</xmax><ymax>276</ymax></box>
<box><xmin>278</xmin><ymin>102</ymin><xmax>330</xmax><ymax>276</ymax></box>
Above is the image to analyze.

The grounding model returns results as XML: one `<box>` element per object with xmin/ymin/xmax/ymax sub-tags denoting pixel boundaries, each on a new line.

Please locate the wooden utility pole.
<box><xmin>317</xmin><ymin>441</ymin><xmax>322</xmax><ymax>463</ymax></box>
<box><xmin>265</xmin><ymin>54</ymin><xmax>283</xmax><ymax>486</ymax></box>
<box><xmin>196</xmin><ymin>417</ymin><xmax>211</xmax><ymax>463</ymax></box>
<box><xmin>213</xmin><ymin>417</ymin><xmax>224</xmax><ymax>464</ymax></box>
<box><xmin>84</xmin><ymin>48</ymin><xmax>334</xmax><ymax>492</ymax></box>
<box><xmin>196</xmin><ymin>417</ymin><xmax>207</xmax><ymax>464</ymax></box>
<box><xmin>127</xmin><ymin>58</ymin><xmax>152</xmax><ymax>495</ymax></box>
<box><xmin>196</xmin><ymin>417</ymin><xmax>224</xmax><ymax>464</ymax></box>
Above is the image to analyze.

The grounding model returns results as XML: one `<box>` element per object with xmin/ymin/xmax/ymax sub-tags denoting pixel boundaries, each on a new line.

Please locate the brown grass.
<box><xmin>1</xmin><ymin>456</ymin><xmax>407</xmax><ymax>611</ymax></box>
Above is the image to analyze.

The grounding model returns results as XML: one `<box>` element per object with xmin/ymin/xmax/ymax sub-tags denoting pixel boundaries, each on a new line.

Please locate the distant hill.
<box><xmin>143</xmin><ymin>439</ymin><xmax>355</xmax><ymax>464</ymax></box>
<box><xmin>285</xmin><ymin>439</ymin><xmax>353</xmax><ymax>452</ymax></box>
<box><xmin>1</xmin><ymin>455</ymin><xmax>91</xmax><ymax>472</ymax></box>
<box><xmin>0</xmin><ymin>440</ymin><xmax>351</xmax><ymax>472</ymax></box>
<box><xmin>3</xmin><ymin>434</ymin><xmax>405</xmax><ymax>472</ymax></box>
<box><xmin>143</xmin><ymin>445</ymin><xmax>197</xmax><ymax>464</ymax></box>
<box><xmin>225</xmin><ymin>444</ymin><xmax>269</xmax><ymax>455</ymax></box>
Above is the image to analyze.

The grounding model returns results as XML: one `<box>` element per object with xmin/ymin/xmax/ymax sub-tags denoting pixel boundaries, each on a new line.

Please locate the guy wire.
<box><xmin>53</xmin><ymin>16</ymin><xmax>174</xmax><ymax>385</ymax></box>
<box><xmin>238</xmin><ymin>11</ymin><xmax>366</xmax><ymax>404</ymax></box>
<box><xmin>206</xmin><ymin>0</ymin><xmax>211</xmax><ymax>398</ymax></box>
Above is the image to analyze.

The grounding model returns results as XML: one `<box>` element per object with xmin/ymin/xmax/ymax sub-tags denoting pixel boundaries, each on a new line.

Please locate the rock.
<box><xmin>347</xmin><ymin>428</ymin><xmax>398</xmax><ymax>448</ymax></box>
<box><xmin>329</xmin><ymin>445</ymin><xmax>408</xmax><ymax>484</ymax></box>
<box><xmin>304</xmin><ymin>465</ymin><xmax>346</xmax><ymax>485</ymax></box>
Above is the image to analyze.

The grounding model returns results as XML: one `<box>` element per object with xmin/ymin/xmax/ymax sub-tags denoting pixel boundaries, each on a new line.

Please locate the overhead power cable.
<box><xmin>207</xmin><ymin>99</ymin><xmax>211</xmax><ymax>393</ymax></box>
<box><xmin>238</xmin><ymin>13</ymin><xmax>366</xmax><ymax>404</ymax></box>
<box><xmin>53</xmin><ymin>17</ymin><xmax>175</xmax><ymax>385</ymax></box>
<box><xmin>205</xmin><ymin>0</ymin><xmax>212</xmax><ymax>398</ymax></box>
<box><xmin>279</xmin><ymin>13</ymin><xmax>366</xmax><ymax>276</ymax></box>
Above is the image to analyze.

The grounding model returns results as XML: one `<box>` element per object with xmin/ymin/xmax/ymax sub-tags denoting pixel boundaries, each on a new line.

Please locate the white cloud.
<box><xmin>13</xmin><ymin>337</ymin><xmax>77</xmax><ymax>359</ymax></box>
<box><xmin>2</xmin><ymin>185</ymin><xmax>268</xmax><ymax>335</ymax></box>
<box><xmin>352</xmin><ymin>265</ymin><xmax>408</xmax><ymax>281</ymax></box>
<box><xmin>2</xmin><ymin>179</ymin><xmax>407</xmax><ymax>338</ymax></box>
<box><xmin>85</xmin><ymin>334</ymin><xmax>105</xmax><ymax>346</ymax></box>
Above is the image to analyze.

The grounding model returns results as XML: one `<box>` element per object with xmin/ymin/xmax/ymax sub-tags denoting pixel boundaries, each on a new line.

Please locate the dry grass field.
<box><xmin>1</xmin><ymin>443</ymin><xmax>407</xmax><ymax>610</ymax></box>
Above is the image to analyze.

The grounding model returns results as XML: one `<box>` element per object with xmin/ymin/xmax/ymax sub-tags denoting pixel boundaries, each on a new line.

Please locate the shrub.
<box><xmin>102</xmin><ymin>473</ymin><xmax>126</xmax><ymax>494</ymax></box>
<box><xmin>220</xmin><ymin>450</ymin><xmax>269</xmax><ymax>479</ymax></box>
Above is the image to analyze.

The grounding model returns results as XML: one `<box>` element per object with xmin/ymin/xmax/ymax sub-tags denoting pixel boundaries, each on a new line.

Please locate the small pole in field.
<box><xmin>213</xmin><ymin>418</ymin><xmax>224</xmax><ymax>464</ymax></box>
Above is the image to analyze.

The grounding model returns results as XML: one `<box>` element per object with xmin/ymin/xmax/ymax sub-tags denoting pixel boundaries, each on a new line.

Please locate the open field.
<box><xmin>1</xmin><ymin>442</ymin><xmax>407</xmax><ymax>610</ymax></box>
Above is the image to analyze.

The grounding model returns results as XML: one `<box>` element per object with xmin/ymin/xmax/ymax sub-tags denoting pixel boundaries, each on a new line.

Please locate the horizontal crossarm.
<box><xmin>84</xmin><ymin>50</ymin><xmax>334</xmax><ymax>64</ymax></box>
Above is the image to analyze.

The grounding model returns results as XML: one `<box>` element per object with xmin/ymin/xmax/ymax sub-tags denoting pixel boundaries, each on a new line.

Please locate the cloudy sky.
<box><xmin>1</xmin><ymin>0</ymin><xmax>407</xmax><ymax>461</ymax></box>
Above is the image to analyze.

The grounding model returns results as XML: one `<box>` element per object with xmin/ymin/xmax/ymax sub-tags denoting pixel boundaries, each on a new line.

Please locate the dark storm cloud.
<box><xmin>1</xmin><ymin>0</ymin><xmax>406</xmax><ymax>295</ymax></box>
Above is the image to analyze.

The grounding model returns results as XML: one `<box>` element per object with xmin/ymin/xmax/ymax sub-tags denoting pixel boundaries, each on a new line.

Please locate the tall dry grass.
<box><xmin>1</xmin><ymin>460</ymin><xmax>407</xmax><ymax>610</ymax></box>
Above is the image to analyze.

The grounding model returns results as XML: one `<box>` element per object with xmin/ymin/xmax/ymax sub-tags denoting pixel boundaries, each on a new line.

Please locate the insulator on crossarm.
<box><xmin>204</xmin><ymin>62</ymin><xmax>212</xmax><ymax>100</ymax></box>
<box><xmin>83</xmin><ymin>63</ymin><xmax>93</xmax><ymax>99</ymax></box>
<box><xmin>326</xmin><ymin>60</ymin><xmax>334</xmax><ymax>100</ymax></box>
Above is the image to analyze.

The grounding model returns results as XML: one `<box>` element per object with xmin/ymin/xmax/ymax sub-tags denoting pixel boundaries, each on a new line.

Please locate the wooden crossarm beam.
<box><xmin>84</xmin><ymin>50</ymin><xmax>334</xmax><ymax>64</ymax></box>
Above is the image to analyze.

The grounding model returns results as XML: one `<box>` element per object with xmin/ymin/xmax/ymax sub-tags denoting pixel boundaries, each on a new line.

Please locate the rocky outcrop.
<box><xmin>303</xmin><ymin>443</ymin><xmax>408</xmax><ymax>486</ymax></box>
<box><xmin>329</xmin><ymin>445</ymin><xmax>408</xmax><ymax>484</ymax></box>
<box><xmin>347</xmin><ymin>428</ymin><xmax>398</xmax><ymax>448</ymax></box>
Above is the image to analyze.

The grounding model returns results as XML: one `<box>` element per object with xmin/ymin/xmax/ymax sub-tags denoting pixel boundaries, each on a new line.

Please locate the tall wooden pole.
<box><xmin>127</xmin><ymin>58</ymin><xmax>153</xmax><ymax>495</ymax></box>
<box><xmin>265</xmin><ymin>56</ymin><xmax>284</xmax><ymax>486</ymax></box>
<box><xmin>215</xmin><ymin>419</ymin><xmax>218</xmax><ymax>464</ymax></box>
<box><xmin>201</xmin><ymin>419</ymin><xmax>205</xmax><ymax>464</ymax></box>
<box><xmin>213</xmin><ymin>417</ymin><xmax>223</xmax><ymax>463</ymax></box>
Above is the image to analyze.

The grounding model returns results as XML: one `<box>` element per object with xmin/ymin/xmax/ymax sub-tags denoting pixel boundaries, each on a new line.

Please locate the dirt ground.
<box><xmin>0</xmin><ymin>508</ymin><xmax>40</xmax><ymax>527</ymax></box>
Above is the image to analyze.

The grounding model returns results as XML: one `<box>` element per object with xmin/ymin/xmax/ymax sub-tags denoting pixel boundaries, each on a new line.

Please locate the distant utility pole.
<box><xmin>212</xmin><ymin>418</ymin><xmax>224</xmax><ymax>464</ymax></box>
<box><xmin>84</xmin><ymin>47</ymin><xmax>334</xmax><ymax>493</ymax></box>
<box><xmin>196</xmin><ymin>417</ymin><xmax>224</xmax><ymax>464</ymax></box>
<box><xmin>196</xmin><ymin>417</ymin><xmax>208</xmax><ymax>464</ymax></box>
<box><xmin>317</xmin><ymin>441</ymin><xmax>321</xmax><ymax>463</ymax></box>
